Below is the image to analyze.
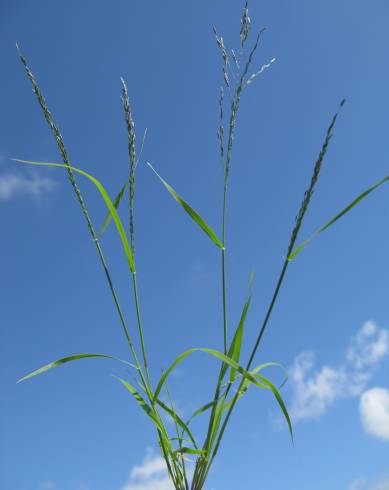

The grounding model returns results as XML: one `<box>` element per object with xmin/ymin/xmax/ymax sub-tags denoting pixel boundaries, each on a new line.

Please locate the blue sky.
<box><xmin>1</xmin><ymin>1</ymin><xmax>389</xmax><ymax>489</ymax></box>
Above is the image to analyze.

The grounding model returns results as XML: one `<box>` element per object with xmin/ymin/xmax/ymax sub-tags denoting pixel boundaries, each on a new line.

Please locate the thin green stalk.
<box><xmin>221</xmin><ymin>201</ymin><xmax>228</xmax><ymax>355</ymax></box>
<box><xmin>165</xmin><ymin>381</ymin><xmax>189</xmax><ymax>490</ymax></box>
<box><xmin>192</xmin><ymin>26</ymin><xmax>265</xmax><ymax>489</ymax></box>
<box><xmin>121</xmin><ymin>77</ymin><xmax>151</xmax><ymax>384</ymax></box>
<box><xmin>132</xmin><ymin>273</ymin><xmax>151</xmax><ymax>387</ymax></box>
<box><xmin>200</xmin><ymin>100</ymin><xmax>346</xmax><ymax>483</ymax></box>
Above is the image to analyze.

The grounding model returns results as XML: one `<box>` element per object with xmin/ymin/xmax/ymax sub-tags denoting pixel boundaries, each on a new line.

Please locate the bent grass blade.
<box><xmin>146</xmin><ymin>162</ymin><xmax>224</xmax><ymax>250</ymax></box>
<box><xmin>256</xmin><ymin>373</ymin><xmax>293</xmax><ymax>442</ymax></box>
<box><xmin>99</xmin><ymin>178</ymin><xmax>129</xmax><ymax>238</ymax></box>
<box><xmin>153</xmin><ymin>347</ymin><xmax>268</xmax><ymax>403</ymax></box>
<box><xmin>13</xmin><ymin>159</ymin><xmax>136</xmax><ymax>273</ymax></box>
<box><xmin>156</xmin><ymin>399</ymin><xmax>198</xmax><ymax>450</ymax></box>
<box><xmin>17</xmin><ymin>353</ymin><xmax>136</xmax><ymax>383</ymax></box>
<box><xmin>113</xmin><ymin>376</ymin><xmax>172</xmax><ymax>449</ymax></box>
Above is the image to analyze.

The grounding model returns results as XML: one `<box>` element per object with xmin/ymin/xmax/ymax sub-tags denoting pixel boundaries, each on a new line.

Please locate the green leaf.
<box><xmin>156</xmin><ymin>399</ymin><xmax>198</xmax><ymax>449</ymax></box>
<box><xmin>98</xmin><ymin>179</ymin><xmax>129</xmax><ymax>238</ymax></box>
<box><xmin>17</xmin><ymin>353</ymin><xmax>134</xmax><ymax>383</ymax></box>
<box><xmin>113</xmin><ymin>376</ymin><xmax>171</xmax><ymax>449</ymax></box>
<box><xmin>222</xmin><ymin>362</ymin><xmax>285</xmax><ymax>411</ymax></box>
<box><xmin>186</xmin><ymin>400</ymin><xmax>216</xmax><ymax>425</ymax></box>
<box><xmin>256</xmin><ymin>373</ymin><xmax>293</xmax><ymax>443</ymax></box>
<box><xmin>153</xmin><ymin>348</ymin><xmax>267</xmax><ymax>403</ymax></box>
<box><xmin>288</xmin><ymin>175</ymin><xmax>389</xmax><ymax>260</ymax></box>
<box><xmin>14</xmin><ymin>159</ymin><xmax>136</xmax><ymax>272</ymax></box>
<box><xmin>146</xmin><ymin>162</ymin><xmax>224</xmax><ymax>250</ymax></box>
<box><xmin>224</xmin><ymin>271</ymin><xmax>254</xmax><ymax>383</ymax></box>
<box><xmin>207</xmin><ymin>398</ymin><xmax>225</xmax><ymax>451</ymax></box>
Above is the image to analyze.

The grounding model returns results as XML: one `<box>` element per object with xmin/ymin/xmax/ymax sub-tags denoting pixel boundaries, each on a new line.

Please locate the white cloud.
<box><xmin>289</xmin><ymin>321</ymin><xmax>388</xmax><ymax>421</ymax></box>
<box><xmin>120</xmin><ymin>449</ymin><xmax>174</xmax><ymax>490</ymax></box>
<box><xmin>360</xmin><ymin>388</ymin><xmax>389</xmax><ymax>441</ymax></box>
<box><xmin>0</xmin><ymin>173</ymin><xmax>56</xmax><ymax>201</ymax></box>
<box><xmin>39</xmin><ymin>481</ymin><xmax>56</xmax><ymax>490</ymax></box>
<box><xmin>347</xmin><ymin>322</ymin><xmax>388</xmax><ymax>370</ymax></box>
<box><xmin>349</xmin><ymin>478</ymin><xmax>366</xmax><ymax>490</ymax></box>
<box><xmin>130</xmin><ymin>454</ymin><xmax>167</xmax><ymax>480</ymax></box>
<box><xmin>370</xmin><ymin>480</ymin><xmax>389</xmax><ymax>490</ymax></box>
<box><xmin>370</xmin><ymin>481</ymin><xmax>389</xmax><ymax>490</ymax></box>
<box><xmin>348</xmin><ymin>478</ymin><xmax>389</xmax><ymax>490</ymax></box>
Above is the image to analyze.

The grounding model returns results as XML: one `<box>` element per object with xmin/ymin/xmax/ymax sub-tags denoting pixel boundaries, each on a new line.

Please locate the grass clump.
<box><xmin>15</xmin><ymin>4</ymin><xmax>387</xmax><ymax>489</ymax></box>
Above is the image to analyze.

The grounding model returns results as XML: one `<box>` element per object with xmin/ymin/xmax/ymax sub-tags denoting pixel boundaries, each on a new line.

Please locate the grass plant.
<box><xmin>15</xmin><ymin>4</ymin><xmax>388</xmax><ymax>489</ymax></box>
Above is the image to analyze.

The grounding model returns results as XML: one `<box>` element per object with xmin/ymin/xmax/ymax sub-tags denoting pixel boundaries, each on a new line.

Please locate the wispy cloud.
<box><xmin>348</xmin><ymin>478</ymin><xmax>389</xmax><ymax>490</ymax></box>
<box><xmin>371</xmin><ymin>481</ymin><xmax>389</xmax><ymax>490</ymax></box>
<box><xmin>39</xmin><ymin>481</ymin><xmax>56</xmax><ymax>490</ymax></box>
<box><xmin>349</xmin><ymin>478</ymin><xmax>366</xmax><ymax>490</ymax></box>
<box><xmin>360</xmin><ymin>387</ymin><xmax>389</xmax><ymax>441</ymax></box>
<box><xmin>289</xmin><ymin>321</ymin><xmax>388</xmax><ymax>421</ymax></box>
<box><xmin>0</xmin><ymin>173</ymin><xmax>56</xmax><ymax>201</ymax></box>
<box><xmin>120</xmin><ymin>449</ymin><xmax>174</xmax><ymax>490</ymax></box>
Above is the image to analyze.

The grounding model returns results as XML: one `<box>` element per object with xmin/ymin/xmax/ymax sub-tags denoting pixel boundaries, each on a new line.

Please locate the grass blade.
<box><xmin>187</xmin><ymin>400</ymin><xmax>216</xmax><ymax>425</ymax></box>
<box><xmin>288</xmin><ymin>175</ymin><xmax>389</xmax><ymax>260</ymax></box>
<box><xmin>156</xmin><ymin>399</ymin><xmax>198</xmax><ymax>449</ymax></box>
<box><xmin>153</xmin><ymin>347</ymin><xmax>267</xmax><ymax>403</ymax></box>
<box><xmin>146</xmin><ymin>162</ymin><xmax>224</xmax><ymax>250</ymax></box>
<box><xmin>256</xmin><ymin>373</ymin><xmax>293</xmax><ymax>442</ymax></box>
<box><xmin>207</xmin><ymin>398</ymin><xmax>225</xmax><ymax>451</ymax></box>
<box><xmin>222</xmin><ymin>362</ymin><xmax>285</xmax><ymax>411</ymax></box>
<box><xmin>98</xmin><ymin>179</ymin><xmax>129</xmax><ymax>238</ymax></box>
<box><xmin>224</xmin><ymin>272</ymin><xmax>254</xmax><ymax>382</ymax></box>
<box><xmin>113</xmin><ymin>376</ymin><xmax>171</xmax><ymax>447</ymax></box>
<box><xmin>17</xmin><ymin>354</ymin><xmax>133</xmax><ymax>383</ymax></box>
<box><xmin>14</xmin><ymin>159</ymin><xmax>136</xmax><ymax>273</ymax></box>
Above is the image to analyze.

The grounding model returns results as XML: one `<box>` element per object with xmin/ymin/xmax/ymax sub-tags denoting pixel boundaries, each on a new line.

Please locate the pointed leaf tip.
<box><xmin>147</xmin><ymin>162</ymin><xmax>224</xmax><ymax>250</ymax></box>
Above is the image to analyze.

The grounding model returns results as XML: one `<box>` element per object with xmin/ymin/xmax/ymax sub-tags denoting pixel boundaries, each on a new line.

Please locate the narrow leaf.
<box><xmin>156</xmin><ymin>399</ymin><xmax>198</xmax><ymax>449</ymax></box>
<box><xmin>17</xmin><ymin>353</ymin><xmax>134</xmax><ymax>383</ymax></box>
<box><xmin>14</xmin><ymin>159</ymin><xmax>136</xmax><ymax>272</ymax></box>
<box><xmin>99</xmin><ymin>179</ymin><xmax>129</xmax><ymax>237</ymax></box>
<box><xmin>153</xmin><ymin>348</ymin><xmax>267</xmax><ymax>403</ymax></box>
<box><xmin>223</xmin><ymin>362</ymin><xmax>286</xmax><ymax>411</ymax></box>
<box><xmin>207</xmin><ymin>398</ymin><xmax>225</xmax><ymax>451</ymax></box>
<box><xmin>113</xmin><ymin>376</ymin><xmax>171</xmax><ymax>448</ymax></box>
<box><xmin>147</xmin><ymin>162</ymin><xmax>224</xmax><ymax>250</ymax></box>
<box><xmin>256</xmin><ymin>373</ymin><xmax>293</xmax><ymax>443</ymax></box>
<box><xmin>288</xmin><ymin>175</ymin><xmax>389</xmax><ymax>260</ymax></box>
<box><xmin>187</xmin><ymin>400</ymin><xmax>216</xmax><ymax>425</ymax></box>
<box><xmin>227</xmin><ymin>274</ymin><xmax>254</xmax><ymax>383</ymax></box>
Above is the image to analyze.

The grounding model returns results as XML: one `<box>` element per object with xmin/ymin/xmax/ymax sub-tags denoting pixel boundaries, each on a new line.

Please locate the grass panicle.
<box><xmin>286</xmin><ymin>98</ymin><xmax>346</xmax><ymax>258</ymax></box>
<box><xmin>217</xmin><ymin>86</ymin><xmax>225</xmax><ymax>162</ymax></box>
<box><xmin>16</xmin><ymin>4</ymin><xmax>381</xmax><ymax>490</ymax></box>
<box><xmin>16</xmin><ymin>45</ymin><xmax>144</xmax><ymax>375</ymax></box>
<box><xmin>240</xmin><ymin>2</ymin><xmax>251</xmax><ymax>50</ymax></box>
<box><xmin>121</xmin><ymin>77</ymin><xmax>137</xmax><ymax>254</ymax></box>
